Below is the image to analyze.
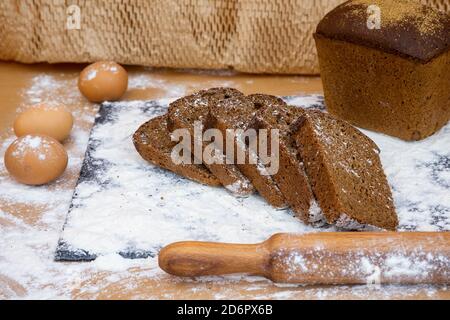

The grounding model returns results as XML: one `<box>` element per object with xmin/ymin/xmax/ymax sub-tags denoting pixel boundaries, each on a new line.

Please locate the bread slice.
<box><xmin>206</xmin><ymin>94</ymin><xmax>287</xmax><ymax>208</ymax></box>
<box><xmin>293</xmin><ymin>110</ymin><xmax>398</xmax><ymax>230</ymax></box>
<box><xmin>248</xmin><ymin>95</ymin><xmax>320</xmax><ymax>223</ymax></box>
<box><xmin>167</xmin><ymin>88</ymin><xmax>254</xmax><ymax>196</ymax></box>
<box><xmin>133</xmin><ymin>115</ymin><xmax>220</xmax><ymax>187</ymax></box>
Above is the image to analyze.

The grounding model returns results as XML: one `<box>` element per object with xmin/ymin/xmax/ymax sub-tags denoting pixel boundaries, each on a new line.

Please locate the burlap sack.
<box><xmin>0</xmin><ymin>0</ymin><xmax>447</xmax><ymax>74</ymax></box>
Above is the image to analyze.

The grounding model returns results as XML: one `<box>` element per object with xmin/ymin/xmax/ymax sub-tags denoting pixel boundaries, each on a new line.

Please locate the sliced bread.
<box><xmin>206</xmin><ymin>94</ymin><xmax>287</xmax><ymax>208</ymax></box>
<box><xmin>133</xmin><ymin>115</ymin><xmax>220</xmax><ymax>186</ymax></box>
<box><xmin>248</xmin><ymin>95</ymin><xmax>320</xmax><ymax>223</ymax></box>
<box><xmin>293</xmin><ymin>110</ymin><xmax>398</xmax><ymax>230</ymax></box>
<box><xmin>167</xmin><ymin>88</ymin><xmax>254</xmax><ymax>196</ymax></box>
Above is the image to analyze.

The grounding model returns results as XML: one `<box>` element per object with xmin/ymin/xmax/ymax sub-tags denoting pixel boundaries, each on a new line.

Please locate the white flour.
<box><xmin>58</xmin><ymin>95</ymin><xmax>449</xmax><ymax>289</ymax></box>
<box><xmin>58</xmin><ymin>98</ymin><xmax>321</xmax><ymax>258</ymax></box>
<box><xmin>0</xmin><ymin>72</ymin><xmax>187</xmax><ymax>299</ymax></box>
<box><xmin>61</xmin><ymin>96</ymin><xmax>450</xmax><ymax>259</ymax></box>
<box><xmin>128</xmin><ymin>74</ymin><xmax>186</xmax><ymax>97</ymax></box>
<box><xmin>0</xmin><ymin>72</ymin><xmax>448</xmax><ymax>299</ymax></box>
<box><xmin>277</xmin><ymin>249</ymin><xmax>448</xmax><ymax>285</ymax></box>
<box><xmin>361</xmin><ymin>126</ymin><xmax>450</xmax><ymax>231</ymax></box>
<box><xmin>9</xmin><ymin>135</ymin><xmax>54</xmax><ymax>163</ymax></box>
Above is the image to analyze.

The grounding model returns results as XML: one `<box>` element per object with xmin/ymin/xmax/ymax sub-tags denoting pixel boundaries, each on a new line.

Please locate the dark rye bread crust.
<box><xmin>167</xmin><ymin>88</ymin><xmax>254</xmax><ymax>196</ymax></box>
<box><xmin>293</xmin><ymin>110</ymin><xmax>398</xmax><ymax>231</ymax></box>
<box><xmin>206</xmin><ymin>94</ymin><xmax>287</xmax><ymax>208</ymax></box>
<box><xmin>248</xmin><ymin>95</ymin><xmax>319</xmax><ymax>223</ymax></box>
<box><xmin>316</xmin><ymin>0</ymin><xmax>450</xmax><ymax>63</ymax></box>
<box><xmin>315</xmin><ymin>0</ymin><xmax>450</xmax><ymax>141</ymax></box>
<box><xmin>133</xmin><ymin>115</ymin><xmax>220</xmax><ymax>187</ymax></box>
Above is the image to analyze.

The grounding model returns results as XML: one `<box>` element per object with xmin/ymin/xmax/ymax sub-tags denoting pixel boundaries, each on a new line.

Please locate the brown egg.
<box><xmin>78</xmin><ymin>61</ymin><xmax>128</xmax><ymax>103</ymax></box>
<box><xmin>14</xmin><ymin>103</ymin><xmax>74</xmax><ymax>142</ymax></box>
<box><xmin>4</xmin><ymin>135</ymin><xmax>68</xmax><ymax>185</ymax></box>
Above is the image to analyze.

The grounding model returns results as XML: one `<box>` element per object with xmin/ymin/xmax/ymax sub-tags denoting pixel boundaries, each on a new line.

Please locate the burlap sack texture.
<box><xmin>0</xmin><ymin>0</ymin><xmax>448</xmax><ymax>74</ymax></box>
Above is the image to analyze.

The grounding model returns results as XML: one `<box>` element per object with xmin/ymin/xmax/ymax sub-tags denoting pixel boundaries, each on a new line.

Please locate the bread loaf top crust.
<box><xmin>315</xmin><ymin>0</ymin><xmax>450</xmax><ymax>62</ymax></box>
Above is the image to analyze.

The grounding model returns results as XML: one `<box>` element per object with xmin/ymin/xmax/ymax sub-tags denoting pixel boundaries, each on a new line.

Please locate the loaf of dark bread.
<box><xmin>315</xmin><ymin>0</ymin><xmax>450</xmax><ymax>140</ymax></box>
<box><xmin>167</xmin><ymin>88</ymin><xmax>254</xmax><ymax>196</ymax></box>
<box><xmin>133</xmin><ymin>115</ymin><xmax>220</xmax><ymax>187</ymax></box>
<box><xmin>293</xmin><ymin>110</ymin><xmax>398</xmax><ymax>230</ymax></box>
<box><xmin>248</xmin><ymin>95</ymin><xmax>321</xmax><ymax>223</ymax></box>
<box><xmin>206</xmin><ymin>93</ymin><xmax>287</xmax><ymax>208</ymax></box>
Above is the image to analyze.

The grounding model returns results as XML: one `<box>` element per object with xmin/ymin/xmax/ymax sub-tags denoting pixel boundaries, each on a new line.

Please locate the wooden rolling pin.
<box><xmin>159</xmin><ymin>232</ymin><xmax>450</xmax><ymax>285</ymax></box>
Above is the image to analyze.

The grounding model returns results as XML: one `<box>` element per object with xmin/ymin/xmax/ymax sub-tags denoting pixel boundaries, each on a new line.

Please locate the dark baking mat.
<box><xmin>55</xmin><ymin>96</ymin><xmax>450</xmax><ymax>261</ymax></box>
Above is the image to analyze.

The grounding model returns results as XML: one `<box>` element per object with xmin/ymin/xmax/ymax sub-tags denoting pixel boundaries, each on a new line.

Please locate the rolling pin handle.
<box><xmin>158</xmin><ymin>241</ymin><xmax>268</xmax><ymax>277</ymax></box>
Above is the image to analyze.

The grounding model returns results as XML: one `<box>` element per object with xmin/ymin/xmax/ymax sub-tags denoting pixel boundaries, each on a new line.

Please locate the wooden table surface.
<box><xmin>0</xmin><ymin>61</ymin><xmax>448</xmax><ymax>300</ymax></box>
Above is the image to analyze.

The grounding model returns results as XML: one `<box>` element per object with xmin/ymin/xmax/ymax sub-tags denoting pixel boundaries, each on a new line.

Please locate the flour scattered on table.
<box><xmin>128</xmin><ymin>74</ymin><xmax>187</xmax><ymax>97</ymax></box>
<box><xmin>1</xmin><ymin>71</ymin><xmax>449</xmax><ymax>299</ymax></box>
<box><xmin>361</xmin><ymin>126</ymin><xmax>450</xmax><ymax>231</ymax></box>
<box><xmin>0</xmin><ymin>72</ymin><xmax>200</xmax><ymax>299</ymax></box>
